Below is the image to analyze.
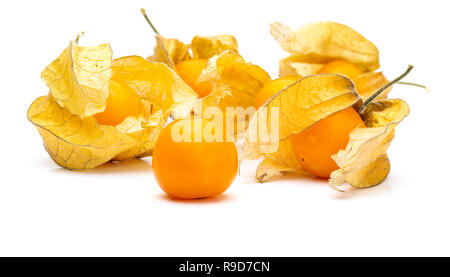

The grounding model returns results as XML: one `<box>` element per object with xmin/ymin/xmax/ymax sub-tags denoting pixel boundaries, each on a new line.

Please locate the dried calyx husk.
<box><xmin>270</xmin><ymin>21</ymin><xmax>392</xmax><ymax>102</ymax></box>
<box><xmin>142</xmin><ymin>9</ymin><xmax>270</xmax><ymax>135</ymax></box>
<box><xmin>149</xmin><ymin>33</ymin><xmax>239</xmax><ymax>68</ymax></box>
<box><xmin>142</xmin><ymin>9</ymin><xmax>238</xmax><ymax>68</ymax></box>
<box><xmin>28</xmin><ymin>39</ymin><xmax>197</xmax><ymax>170</ymax></box>
<box><xmin>244</xmin><ymin>65</ymin><xmax>413</xmax><ymax>191</ymax></box>
<box><xmin>195</xmin><ymin>50</ymin><xmax>271</xmax><ymax>135</ymax></box>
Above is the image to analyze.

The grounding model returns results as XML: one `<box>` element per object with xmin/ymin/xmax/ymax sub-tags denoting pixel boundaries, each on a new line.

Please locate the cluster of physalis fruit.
<box><xmin>28</xmin><ymin>9</ymin><xmax>425</xmax><ymax>199</ymax></box>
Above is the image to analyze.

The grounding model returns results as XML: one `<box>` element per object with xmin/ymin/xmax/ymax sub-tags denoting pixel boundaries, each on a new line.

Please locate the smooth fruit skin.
<box><xmin>290</xmin><ymin>107</ymin><xmax>365</xmax><ymax>178</ymax></box>
<box><xmin>175</xmin><ymin>58</ymin><xmax>213</xmax><ymax>97</ymax></box>
<box><xmin>318</xmin><ymin>60</ymin><xmax>363</xmax><ymax>79</ymax></box>
<box><xmin>152</xmin><ymin>118</ymin><xmax>238</xmax><ymax>199</ymax></box>
<box><xmin>254</xmin><ymin>75</ymin><xmax>301</xmax><ymax>108</ymax></box>
<box><xmin>94</xmin><ymin>79</ymin><xmax>141</xmax><ymax>126</ymax></box>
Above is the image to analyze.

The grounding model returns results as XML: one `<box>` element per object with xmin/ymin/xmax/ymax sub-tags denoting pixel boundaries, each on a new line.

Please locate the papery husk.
<box><xmin>29</xmin><ymin>44</ymin><xmax>198</xmax><ymax>169</ymax></box>
<box><xmin>243</xmin><ymin>74</ymin><xmax>360</xmax><ymax>182</ymax></box>
<box><xmin>329</xmin><ymin>99</ymin><xmax>409</xmax><ymax>190</ymax></box>
<box><xmin>271</xmin><ymin>21</ymin><xmax>380</xmax><ymax>72</ymax></box>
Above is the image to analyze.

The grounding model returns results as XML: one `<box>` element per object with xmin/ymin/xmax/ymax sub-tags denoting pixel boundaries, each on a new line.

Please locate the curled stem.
<box><xmin>141</xmin><ymin>8</ymin><xmax>159</xmax><ymax>35</ymax></box>
<box><xmin>75</xmin><ymin>31</ymin><xmax>85</xmax><ymax>44</ymax></box>
<box><xmin>359</xmin><ymin>65</ymin><xmax>413</xmax><ymax>114</ymax></box>
<box><xmin>397</xmin><ymin>81</ymin><xmax>430</xmax><ymax>92</ymax></box>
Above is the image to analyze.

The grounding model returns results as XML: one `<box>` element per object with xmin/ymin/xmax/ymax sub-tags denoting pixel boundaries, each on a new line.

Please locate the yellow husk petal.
<box><xmin>273</xmin><ymin>22</ymin><xmax>388</xmax><ymax>102</ymax></box>
<box><xmin>197</xmin><ymin>51</ymin><xmax>270</xmax><ymax>134</ymax></box>
<box><xmin>149</xmin><ymin>34</ymin><xmax>238</xmax><ymax>68</ymax></box>
<box><xmin>111</xmin><ymin>56</ymin><xmax>198</xmax><ymax>119</ymax></box>
<box><xmin>244</xmin><ymin>74</ymin><xmax>360</xmax><ymax>181</ymax></box>
<box><xmin>270</xmin><ymin>21</ymin><xmax>380</xmax><ymax>72</ymax></box>
<box><xmin>353</xmin><ymin>72</ymin><xmax>391</xmax><ymax>101</ymax></box>
<box><xmin>112</xmin><ymin>112</ymin><xmax>165</xmax><ymax>160</ymax></box>
<box><xmin>41</xmin><ymin>41</ymin><xmax>112</xmax><ymax>118</ymax></box>
<box><xmin>199</xmin><ymin>51</ymin><xmax>270</xmax><ymax>108</ymax></box>
<box><xmin>345</xmin><ymin>154</ymin><xmax>390</xmax><ymax>188</ymax></box>
<box><xmin>191</xmin><ymin>35</ymin><xmax>239</xmax><ymax>59</ymax></box>
<box><xmin>279</xmin><ymin>56</ymin><xmax>324</xmax><ymax>77</ymax></box>
<box><xmin>27</xmin><ymin>96</ymin><xmax>139</xmax><ymax>170</ymax></box>
<box><xmin>255</xmin><ymin>140</ymin><xmax>303</xmax><ymax>183</ymax></box>
<box><xmin>245</xmin><ymin>74</ymin><xmax>360</xmax><ymax>159</ymax></box>
<box><xmin>329</xmin><ymin>99</ymin><xmax>410</xmax><ymax>190</ymax></box>
<box><xmin>279</xmin><ymin>58</ymin><xmax>392</xmax><ymax>101</ymax></box>
<box><xmin>150</xmin><ymin>34</ymin><xmax>191</xmax><ymax>68</ymax></box>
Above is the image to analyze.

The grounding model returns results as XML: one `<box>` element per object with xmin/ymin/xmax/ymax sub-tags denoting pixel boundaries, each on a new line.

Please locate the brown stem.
<box><xmin>359</xmin><ymin>65</ymin><xmax>413</xmax><ymax>114</ymax></box>
<box><xmin>141</xmin><ymin>8</ymin><xmax>159</xmax><ymax>35</ymax></box>
<box><xmin>75</xmin><ymin>31</ymin><xmax>85</xmax><ymax>43</ymax></box>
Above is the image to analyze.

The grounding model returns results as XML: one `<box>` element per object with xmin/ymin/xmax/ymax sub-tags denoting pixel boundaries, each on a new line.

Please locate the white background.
<box><xmin>0</xmin><ymin>0</ymin><xmax>449</xmax><ymax>256</ymax></box>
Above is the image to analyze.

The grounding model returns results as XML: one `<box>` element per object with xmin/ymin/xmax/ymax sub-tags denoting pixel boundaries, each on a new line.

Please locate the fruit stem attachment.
<box><xmin>75</xmin><ymin>31</ymin><xmax>85</xmax><ymax>44</ymax></box>
<box><xmin>397</xmin><ymin>81</ymin><xmax>430</xmax><ymax>92</ymax></box>
<box><xmin>359</xmin><ymin>65</ymin><xmax>413</xmax><ymax>114</ymax></box>
<box><xmin>141</xmin><ymin>8</ymin><xmax>159</xmax><ymax>35</ymax></box>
